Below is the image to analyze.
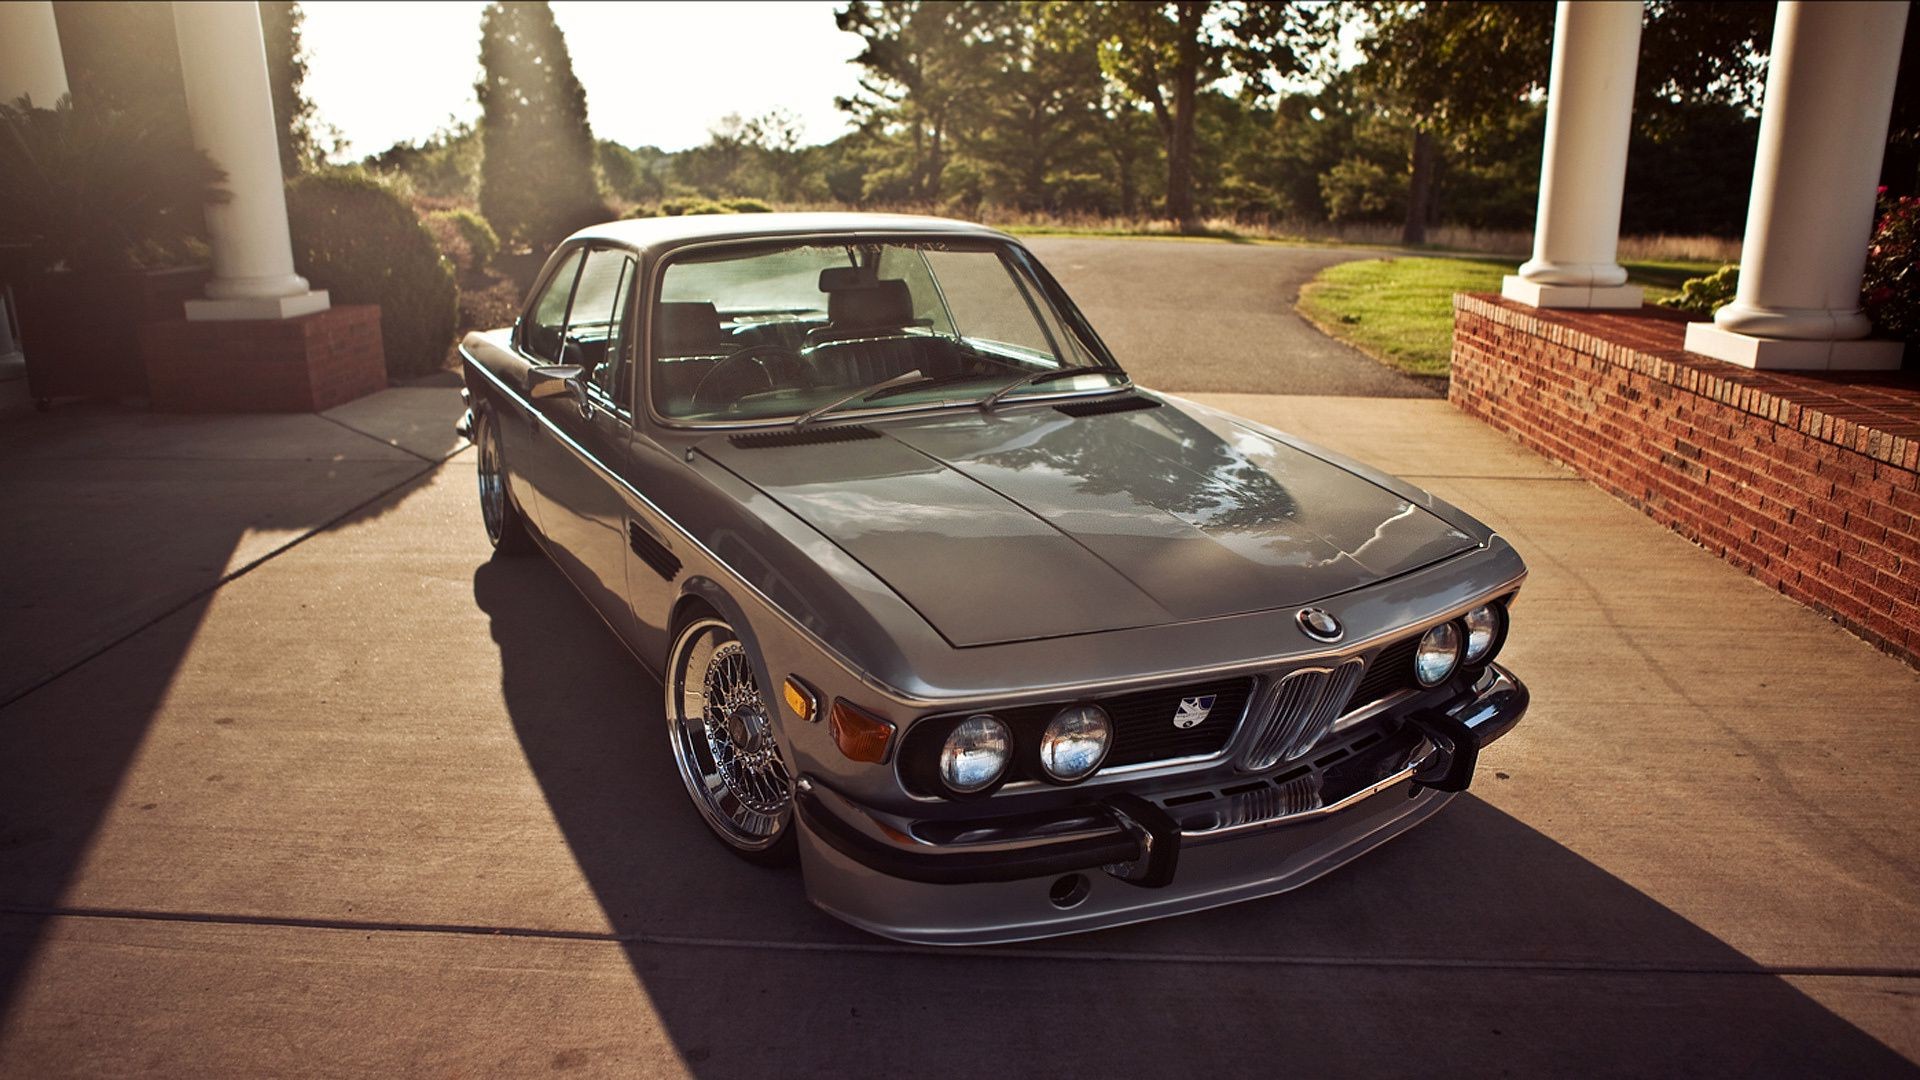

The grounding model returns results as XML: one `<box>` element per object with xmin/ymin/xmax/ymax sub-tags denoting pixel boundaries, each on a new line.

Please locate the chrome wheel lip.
<box><xmin>666</xmin><ymin>617</ymin><xmax>793</xmax><ymax>852</ymax></box>
<box><xmin>476</xmin><ymin>412</ymin><xmax>507</xmax><ymax>546</ymax></box>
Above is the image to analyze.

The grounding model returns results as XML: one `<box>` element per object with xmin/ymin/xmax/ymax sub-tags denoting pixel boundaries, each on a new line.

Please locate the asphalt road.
<box><xmin>1025</xmin><ymin>236</ymin><xmax>1438</xmax><ymax>397</ymax></box>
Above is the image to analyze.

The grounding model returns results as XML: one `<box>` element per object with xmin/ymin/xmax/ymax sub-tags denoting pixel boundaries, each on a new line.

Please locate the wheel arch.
<box><xmin>672</xmin><ymin>578</ymin><xmax>780</xmax><ymax>719</ymax></box>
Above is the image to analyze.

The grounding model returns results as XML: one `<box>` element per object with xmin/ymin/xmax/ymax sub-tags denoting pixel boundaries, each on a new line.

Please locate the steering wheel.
<box><xmin>690</xmin><ymin>344</ymin><xmax>813</xmax><ymax>411</ymax></box>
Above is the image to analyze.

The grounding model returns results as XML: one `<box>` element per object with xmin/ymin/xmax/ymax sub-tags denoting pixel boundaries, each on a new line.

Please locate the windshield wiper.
<box><xmin>865</xmin><ymin>369</ymin><xmax>992</xmax><ymax>402</ymax></box>
<box><xmin>980</xmin><ymin>366</ymin><xmax>1126</xmax><ymax>411</ymax></box>
<box><xmin>794</xmin><ymin>369</ymin><xmax>925</xmax><ymax>428</ymax></box>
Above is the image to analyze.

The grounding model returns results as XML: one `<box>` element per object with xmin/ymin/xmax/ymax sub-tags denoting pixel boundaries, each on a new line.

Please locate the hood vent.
<box><xmin>1054</xmin><ymin>395</ymin><xmax>1159</xmax><ymax>418</ymax></box>
<box><xmin>728</xmin><ymin>425</ymin><xmax>880</xmax><ymax>449</ymax></box>
<box><xmin>627</xmin><ymin>520</ymin><xmax>682</xmax><ymax>581</ymax></box>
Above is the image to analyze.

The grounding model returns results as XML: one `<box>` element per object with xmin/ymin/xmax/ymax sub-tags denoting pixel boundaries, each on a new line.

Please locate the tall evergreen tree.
<box><xmin>476</xmin><ymin>1</ymin><xmax>604</xmax><ymax>244</ymax></box>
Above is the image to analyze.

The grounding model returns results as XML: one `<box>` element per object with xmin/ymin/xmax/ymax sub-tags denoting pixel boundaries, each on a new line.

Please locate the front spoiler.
<box><xmin>796</xmin><ymin>664</ymin><xmax>1527</xmax><ymax>937</ymax></box>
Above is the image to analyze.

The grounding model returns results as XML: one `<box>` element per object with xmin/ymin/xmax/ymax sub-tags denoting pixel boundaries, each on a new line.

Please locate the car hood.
<box><xmin>699</xmin><ymin>399</ymin><xmax>1477</xmax><ymax>647</ymax></box>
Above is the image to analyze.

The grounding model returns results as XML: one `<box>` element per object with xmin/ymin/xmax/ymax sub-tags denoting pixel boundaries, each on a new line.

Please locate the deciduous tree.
<box><xmin>1070</xmin><ymin>1</ymin><xmax>1319</xmax><ymax>230</ymax></box>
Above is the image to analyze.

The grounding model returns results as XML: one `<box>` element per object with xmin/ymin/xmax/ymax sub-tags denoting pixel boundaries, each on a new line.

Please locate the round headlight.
<box><xmin>1039</xmin><ymin>704</ymin><xmax>1112</xmax><ymax>782</ymax></box>
<box><xmin>1462</xmin><ymin>604</ymin><xmax>1501</xmax><ymax>664</ymax></box>
<box><xmin>939</xmin><ymin>714</ymin><xmax>1010</xmax><ymax>793</ymax></box>
<box><xmin>1414</xmin><ymin>622</ymin><xmax>1462</xmax><ymax>687</ymax></box>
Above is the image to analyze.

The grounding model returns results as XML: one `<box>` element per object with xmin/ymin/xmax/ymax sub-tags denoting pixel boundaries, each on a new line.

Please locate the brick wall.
<box><xmin>1451</xmin><ymin>293</ymin><xmax>1920</xmax><ymax>668</ymax></box>
<box><xmin>141</xmin><ymin>304</ymin><xmax>386</xmax><ymax>413</ymax></box>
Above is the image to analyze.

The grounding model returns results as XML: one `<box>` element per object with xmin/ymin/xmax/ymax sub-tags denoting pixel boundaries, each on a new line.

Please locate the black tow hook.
<box><xmin>1405</xmin><ymin>708</ymin><xmax>1479</xmax><ymax>793</ymax></box>
<box><xmin>1101</xmin><ymin>794</ymin><xmax>1182</xmax><ymax>888</ymax></box>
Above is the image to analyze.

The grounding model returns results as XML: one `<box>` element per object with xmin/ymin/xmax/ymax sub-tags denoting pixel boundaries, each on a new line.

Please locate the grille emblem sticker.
<box><xmin>1173</xmin><ymin>695</ymin><xmax>1216</xmax><ymax>729</ymax></box>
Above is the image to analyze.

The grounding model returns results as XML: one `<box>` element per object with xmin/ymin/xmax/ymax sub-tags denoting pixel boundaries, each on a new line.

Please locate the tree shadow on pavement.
<box><xmin>475</xmin><ymin>555</ymin><xmax>1918</xmax><ymax>1079</ymax></box>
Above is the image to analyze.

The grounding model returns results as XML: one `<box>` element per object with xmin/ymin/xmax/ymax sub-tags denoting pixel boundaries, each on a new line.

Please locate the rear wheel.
<box><xmin>475</xmin><ymin>408</ymin><xmax>537</xmax><ymax>557</ymax></box>
<box><xmin>666</xmin><ymin>615</ymin><xmax>797</xmax><ymax>864</ymax></box>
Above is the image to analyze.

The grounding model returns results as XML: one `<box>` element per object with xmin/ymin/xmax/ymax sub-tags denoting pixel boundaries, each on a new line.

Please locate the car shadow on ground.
<box><xmin>475</xmin><ymin>555</ymin><xmax>1916</xmax><ymax>1078</ymax></box>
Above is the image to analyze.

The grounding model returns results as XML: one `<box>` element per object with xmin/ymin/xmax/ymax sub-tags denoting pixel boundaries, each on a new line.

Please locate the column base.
<box><xmin>1683</xmin><ymin>321</ymin><xmax>1905</xmax><ymax>371</ymax></box>
<box><xmin>184</xmin><ymin>290</ymin><xmax>331</xmax><ymax>322</ymax></box>
<box><xmin>140</xmin><ymin>304</ymin><xmax>385</xmax><ymax>412</ymax></box>
<box><xmin>1501</xmin><ymin>276</ymin><xmax>1643</xmax><ymax>310</ymax></box>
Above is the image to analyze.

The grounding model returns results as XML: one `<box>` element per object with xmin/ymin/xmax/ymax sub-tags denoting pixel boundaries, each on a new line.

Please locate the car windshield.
<box><xmin>649</xmin><ymin>238</ymin><xmax>1123</xmax><ymax>423</ymax></box>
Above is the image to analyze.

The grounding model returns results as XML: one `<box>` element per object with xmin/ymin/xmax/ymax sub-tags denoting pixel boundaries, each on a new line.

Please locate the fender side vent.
<box><xmin>1054</xmin><ymin>394</ymin><xmax>1160</xmax><ymax>418</ymax></box>
<box><xmin>728</xmin><ymin>425</ymin><xmax>880</xmax><ymax>449</ymax></box>
<box><xmin>627</xmin><ymin>520</ymin><xmax>682</xmax><ymax>581</ymax></box>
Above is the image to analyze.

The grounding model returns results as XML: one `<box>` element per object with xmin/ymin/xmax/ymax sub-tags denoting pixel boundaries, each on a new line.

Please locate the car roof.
<box><xmin>567</xmin><ymin>211</ymin><xmax>1016</xmax><ymax>257</ymax></box>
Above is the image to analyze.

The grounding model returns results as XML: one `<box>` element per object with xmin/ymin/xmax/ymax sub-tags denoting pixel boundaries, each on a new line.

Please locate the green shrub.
<box><xmin>1659</xmin><ymin>264</ymin><xmax>1739</xmax><ymax>316</ymax></box>
<box><xmin>0</xmin><ymin>97</ymin><xmax>226</xmax><ymax>277</ymax></box>
<box><xmin>1863</xmin><ymin>191</ymin><xmax>1919</xmax><ymax>351</ymax></box>
<box><xmin>623</xmin><ymin>196</ymin><xmax>767</xmax><ymax>220</ymax></box>
<box><xmin>287</xmin><ymin>168</ymin><xmax>458</xmax><ymax>380</ymax></box>
<box><xmin>429</xmin><ymin>207</ymin><xmax>499</xmax><ymax>269</ymax></box>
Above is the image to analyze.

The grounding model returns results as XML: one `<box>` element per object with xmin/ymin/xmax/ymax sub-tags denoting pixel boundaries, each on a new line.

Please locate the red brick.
<box><xmin>1453</xmin><ymin>297</ymin><xmax>1920</xmax><ymax>669</ymax></box>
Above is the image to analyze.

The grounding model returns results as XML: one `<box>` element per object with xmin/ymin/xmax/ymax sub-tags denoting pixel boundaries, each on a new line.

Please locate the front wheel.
<box><xmin>666</xmin><ymin>615</ymin><xmax>797</xmax><ymax>864</ymax></box>
<box><xmin>475</xmin><ymin>408</ymin><xmax>537</xmax><ymax>557</ymax></box>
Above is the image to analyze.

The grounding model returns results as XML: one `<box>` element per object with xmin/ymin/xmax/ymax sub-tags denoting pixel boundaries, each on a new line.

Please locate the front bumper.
<box><xmin>795</xmin><ymin>663</ymin><xmax>1527</xmax><ymax>944</ymax></box>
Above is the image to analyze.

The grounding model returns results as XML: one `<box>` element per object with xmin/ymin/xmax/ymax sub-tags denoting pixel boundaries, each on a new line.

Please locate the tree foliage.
<box><xmin>0</xmin><ymin>97</ymin><xmax>227</xmax><ymax>277</ymax></box>
<box><xmin>1346</xmin><ymin>1</ymin><xmax>1552</xmax><ymax>242</ymax></box>
<box><xmin>259</xmin><ymin>1</ymin><xmax>334</xmax><ymax>175</ymax></box>
<box><xmin>1072</xmin><ymin>1</ymin><xmax>1322</xmax><ymax>228</ymax></box>
<box><xmin>370</xmin><ymin>1</ymin><xmax>1799</xmax><ymax>243</ymax></box>
<box><xmin>476</xmin><ymin>0</ymin><xmax>606</xmax><ymax>245</ymax></box>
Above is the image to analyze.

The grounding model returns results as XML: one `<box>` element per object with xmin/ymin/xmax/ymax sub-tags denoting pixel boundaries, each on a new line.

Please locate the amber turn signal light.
<box><xmin>829</xmin><ymin>698</ymin><xmax>895</xmax><ymax>764</ymax></box>
<box><xmin>782</xmin><ymin>677</ymin><xmax>818</xmax><ymax>723</ymax></box>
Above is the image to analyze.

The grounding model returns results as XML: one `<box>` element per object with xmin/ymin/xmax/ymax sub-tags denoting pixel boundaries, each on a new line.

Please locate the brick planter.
<box><xmin>1451</xmin><ymin>294</ymin><xmax>1920</xmax><ymax>667</ymax></box>
<box><xmin>141</xmin><ymin>304</ymin><xmax>386</xmax><ymax>413</ymax></box>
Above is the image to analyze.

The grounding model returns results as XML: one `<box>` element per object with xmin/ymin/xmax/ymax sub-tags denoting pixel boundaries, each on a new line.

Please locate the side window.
<box><xmin>523</xmin><ymin>249</ymin><xmax>584</xmax><ymax>363</ymax></box>
<box><xmin>568</xmin><ymin>248</ymin><xmax>636</xmax><ymax>404</ymax></box>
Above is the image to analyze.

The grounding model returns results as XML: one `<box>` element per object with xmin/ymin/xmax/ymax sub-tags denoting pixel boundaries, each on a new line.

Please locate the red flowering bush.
<box><xmin>1863</xmin><ymin>189</ymin><xmax>1919</xmax><ymax>353</ymax></box>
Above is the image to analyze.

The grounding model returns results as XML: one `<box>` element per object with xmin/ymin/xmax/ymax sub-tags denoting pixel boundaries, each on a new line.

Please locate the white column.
<box><xmin>171</xmin><ymin>1</ymin><xmax>327</xmax><ymax>321</ymax></box>
<box><xmin>1685</xmin><ymin>2</ymin><xmax>1907</xmax><ymax>371</ymax></box>
<box><xmin>0</xmin><ymin>1</ymin><xmax>70</xmax><ymax>108</ymax></box>
<box><xmin>1502</xmin><ymin>1</ymin><xmax>1644</xmax><ymax>311</ymax></box>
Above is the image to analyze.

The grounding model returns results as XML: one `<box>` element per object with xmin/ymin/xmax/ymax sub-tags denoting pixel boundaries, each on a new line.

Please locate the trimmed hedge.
<box><xmin>628</xmin><ymin>196</ymin><xmax>775</xmax><ymax>219</ymax></box>
<box><xmin>287</xmin><ymin>169</ymin><xmax>458</xmax><ymax>379</ymax></box>
<box><xmin>1658</xmin><ymin>264</ymin><xmax>1738</xmax><ymax>316</ymax></box>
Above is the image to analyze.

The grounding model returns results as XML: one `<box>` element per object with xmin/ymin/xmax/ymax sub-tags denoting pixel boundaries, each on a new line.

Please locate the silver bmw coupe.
<box><xmin>457</xmin><ymin>213</ymin><xmax>1529</xmax><ymax>944</ymax></box>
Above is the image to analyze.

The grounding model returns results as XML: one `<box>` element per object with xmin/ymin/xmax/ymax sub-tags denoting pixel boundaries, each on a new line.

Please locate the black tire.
<box><xmin>474</xmin><ymin>408</ymin><xmax>538</xmax><ymax>557</ymax></box>
<box><xmin>665</xmin><ymin>614</ymin><xmax>798</xmax><ymax>865</ymax></box>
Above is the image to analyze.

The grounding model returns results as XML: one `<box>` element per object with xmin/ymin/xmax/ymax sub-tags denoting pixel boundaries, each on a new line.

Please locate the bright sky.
<box><xmin>299</xmin><ymin>1</ymin><xmax>867</xmax><ymax>158</ymax></box>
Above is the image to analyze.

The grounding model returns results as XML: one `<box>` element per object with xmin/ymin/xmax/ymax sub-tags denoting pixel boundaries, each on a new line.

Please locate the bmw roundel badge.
<box><xmin>1297</xmin><ymin>607</ymin><xmax>1343</xmax><ymax>642</ymax></box>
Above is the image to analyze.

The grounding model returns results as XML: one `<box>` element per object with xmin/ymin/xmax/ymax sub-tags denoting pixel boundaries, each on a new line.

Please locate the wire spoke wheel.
<box><xmin>473</xmin><ymin>408</ymin><xmax>534</xmax><ymax>556</ymax></box>
<box><xmin>477</xmin><ymin>414</ymin><xmax>507</xmax><ymax>544</ymax></box>
<box><xmin>667</xmin><ymin>617</ymin><xmax>794</xmax><ymax>854</ymax></box>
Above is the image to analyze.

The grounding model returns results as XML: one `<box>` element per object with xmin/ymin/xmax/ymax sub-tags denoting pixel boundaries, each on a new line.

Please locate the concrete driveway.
<box><xmin>2</xmin><ymin>372</ymin><xmax>1917</xmax><ymax>1076</ymax></box>
<box><xmin>1025</xmin><ymin>236</ymin><xmax>1430</xmax><ymax>397</ymax></box>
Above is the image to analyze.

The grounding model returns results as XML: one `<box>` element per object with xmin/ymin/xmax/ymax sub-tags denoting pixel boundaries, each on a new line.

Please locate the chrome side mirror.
<box><xmin>528</xmin><ymin>364</ymin><xmax>592</xmax><ymax>416</ymax></box>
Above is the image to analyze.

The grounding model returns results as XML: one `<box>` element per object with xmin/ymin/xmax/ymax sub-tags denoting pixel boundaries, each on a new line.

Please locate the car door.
<box><xmin>498</xmin><ymin>247</ymin><xmax>589</xmax><ymax>538</ymax></box>
<box><xmin>532</xmin><ymin>246</ymin><xmax>643</xmax><ymax>641</ymax></box>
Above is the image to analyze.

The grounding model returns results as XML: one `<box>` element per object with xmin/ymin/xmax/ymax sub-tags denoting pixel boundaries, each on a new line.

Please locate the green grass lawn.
<box><xmin>1296</xmin><ymin>255</ymin><xmax>1723</xmax><ymax>378</ymax></box>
